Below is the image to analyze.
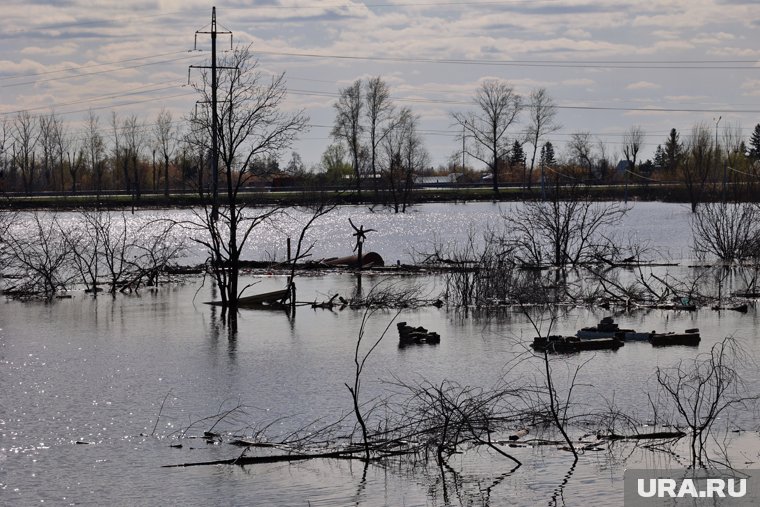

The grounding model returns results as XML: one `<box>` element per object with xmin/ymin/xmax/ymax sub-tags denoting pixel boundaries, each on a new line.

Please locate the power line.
<box><xmin>258</xmin><ymin>50</ymin><xmax>760</xmax><ymax>70</ymax></box>
<box><xmin>0</xmin><ymin>53</ymin><xmax>204</xmax><ymax>89</ymax></box>
<box><xmin>0</xmin><ymin>50</ymin><xmax>192</xmax><ymax>82</ymax></box>
<box><xmin>0</xmin><ymin>81</ymin><xmax>185</xmax><ymax>117</ymax></box>
<box><xmin>288</xmin><ymin>88</ymin><xmax>760</xmax><ymax>114</ymax></box>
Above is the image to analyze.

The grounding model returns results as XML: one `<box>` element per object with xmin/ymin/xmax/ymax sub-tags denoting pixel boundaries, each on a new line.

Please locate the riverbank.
<box><xmin>0</xmin><ymin>182</ymin><xmax>750</xmax><ymax>209</ymax></box>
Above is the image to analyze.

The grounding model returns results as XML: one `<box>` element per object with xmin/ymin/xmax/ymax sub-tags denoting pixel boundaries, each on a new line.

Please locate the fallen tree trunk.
<box><xmin>597</xmin><ymin>430</ymin><xmax>686</xmax><ymax>441</ymax></box>
<box><xmin>163</xmin><ymin>449</ymin><xmax>364</xmax><ymax>468</ymax></box>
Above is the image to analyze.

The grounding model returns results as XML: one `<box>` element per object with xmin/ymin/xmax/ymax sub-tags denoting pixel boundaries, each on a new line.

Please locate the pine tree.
<box><xmin>653</xmin><ymin>144</ymin><xmax>666</xmax><ymax>170</ymax></box>
<box><xmin>664</xmin><ymin>128</ymin><xmax>683</xmax><ymax>172</ymax></box>
<box><xmin>540</xmin><ymin>141</ymin><xmax>556</xmax><ymax>167</ymax></box>
<box><xmin>510</xmin><ymin>140</ymin><xmax>525</xmax><ymax>167</ymax></box>
<box><xmin>749</xmin><ymin>124</ymin><xmax>760</xmax><ymax>161</ymax></box>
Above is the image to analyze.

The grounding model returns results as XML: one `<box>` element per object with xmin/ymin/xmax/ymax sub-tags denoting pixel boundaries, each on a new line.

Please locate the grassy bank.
<box><xmin>0</xmin><ymin>183</ymin><xmax>750</xmax><ymax>209</ymax></box>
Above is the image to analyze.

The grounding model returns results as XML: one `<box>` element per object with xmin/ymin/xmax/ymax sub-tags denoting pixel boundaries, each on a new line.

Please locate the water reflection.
<box><xmin>4</xmin><ymin>264</ymin><xmax>760</xmax><ymax>504</ymax></box>
<box><xmin>548</xmin><ymin>457</ymin><xmax>577</xmax><ymax>507</ymax></box>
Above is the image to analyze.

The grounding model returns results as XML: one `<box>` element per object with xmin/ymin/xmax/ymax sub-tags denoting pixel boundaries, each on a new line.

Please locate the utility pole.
<box><xmin>461</xmin><ymin>124</ymin><xmax>465</xmax><ymax>173</ymax></box>
<box><xmin>714</xmin><ymin>116</ymin><xmax>724</xmax><ymax>202</ymax></box>
<box><xmin>191</xmin><ymin>7</ymin><xmax>232</xmax><ymax>221</ymax></box>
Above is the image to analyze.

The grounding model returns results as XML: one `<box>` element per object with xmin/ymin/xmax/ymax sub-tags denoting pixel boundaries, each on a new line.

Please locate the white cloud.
<box><xmin>626</xmin><ymin>81</ymin><xmax>661</xmax><ymax>90</ymax></box>
<box><xmin>0</xmin><ymin>0</ymin><xmax>758</xmax><ymax>166</ymax></box>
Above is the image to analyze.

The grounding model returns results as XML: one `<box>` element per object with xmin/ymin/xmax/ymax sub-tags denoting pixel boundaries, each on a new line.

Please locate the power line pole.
<box><xmin>461</xmin><ymin>124</ymin><xmax>465</xmax><ymax>171</ymax></box>
<box><xmin>191</xmin><ymin>6</ymin><xmax>232</xmax><ymax>221</ymax></box>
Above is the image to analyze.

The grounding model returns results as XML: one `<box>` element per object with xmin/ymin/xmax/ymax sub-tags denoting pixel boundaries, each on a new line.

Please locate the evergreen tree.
<box><xmin>540</xmin><ymin>141</ymin><xmax>556</xmax><ymax>167</ymax></box>
<box><xmin>664</xmin><ymin>128</ymin><xmax>683</xmax><ymax>172</ymax></box>
<box><xmin>749</xmin><ymin>123</ymin><xmax>760</xmax><ymax>161</ymax></box>
<box><xmin>653</xmin><ymin>144</ymin><xmax>666</xmax><ymax>170</ymax></box>
<box><xmin>510</xmin><ymin>140</ymin><xmax>525</xmax><ymax>167</ymax></box>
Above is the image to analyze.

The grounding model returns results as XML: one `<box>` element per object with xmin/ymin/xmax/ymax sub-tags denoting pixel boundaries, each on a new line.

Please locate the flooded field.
<box><xmin>2</xmin><ymin>202</ymin><xmax>760</xmax><ymax>505</ymax></box>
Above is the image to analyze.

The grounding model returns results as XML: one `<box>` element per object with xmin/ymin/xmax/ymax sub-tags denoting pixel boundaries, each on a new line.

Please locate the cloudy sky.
<box><xmin>1</xmin><ymin>0</ymin><xmax>759</xmax><ymax>169</ymax></box>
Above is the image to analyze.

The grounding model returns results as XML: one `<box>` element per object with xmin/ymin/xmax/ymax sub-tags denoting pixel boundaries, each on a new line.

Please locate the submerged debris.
<box><xmin>397</xmin><ymin>322</ymin><xmax>440</xmax><ymax>346</ymax></box>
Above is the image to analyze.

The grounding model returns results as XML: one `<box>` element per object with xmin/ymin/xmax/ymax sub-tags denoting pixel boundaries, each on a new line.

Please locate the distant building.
<box><xmin>414</xmin><ymin>173</ymin><xmax>463</xmax><ymax>186</ymax></box>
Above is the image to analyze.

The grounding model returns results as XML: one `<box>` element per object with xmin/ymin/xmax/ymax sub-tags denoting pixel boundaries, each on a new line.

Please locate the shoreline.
<box><xmin>0</xmin><ymin>183</ymin><xmax>753</xmax><ymax>210</ymax></box>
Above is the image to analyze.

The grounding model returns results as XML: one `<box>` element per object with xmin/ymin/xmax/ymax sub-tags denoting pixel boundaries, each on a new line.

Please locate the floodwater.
<box><xmin>2</xmin><ymin>202</ymin><xmax>760</xmax><ymax>506</ymax></box>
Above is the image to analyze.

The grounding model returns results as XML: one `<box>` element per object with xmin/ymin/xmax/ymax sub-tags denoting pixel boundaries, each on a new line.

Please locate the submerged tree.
<box><xmin>656</xmin><ymin>337</ymin><xmax>757</xmax><ymax>468</ymax></box>
<box><xmin>502</xmin><ymin>182</ymin><xmax>628</xmax><ymax>267</ymax></box>
<box><xmin>691</xmin><ymin>202</ymin><xmax>760</xmax><ymax>262</ymax></box>
<box><xmin>189</xmin><ymin>44</ymin><xmax>308</xmax><ymax>307</ymax></box>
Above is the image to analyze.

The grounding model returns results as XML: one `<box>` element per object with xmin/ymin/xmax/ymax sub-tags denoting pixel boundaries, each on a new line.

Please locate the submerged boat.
<box><xmin>649</xmin><ymin>328</ymin><xmax>701</xmax><ymax>347</ymax></box>
<box><xmin>532</xmin><ymin>335</ymin><xmax>624</xmax><ymax>353</ymax></box>
<box><xmin>397</xmin><ymin>322</ymin><xmax>440</xmax><ymax>345</ymax></box>
<box><xmin>576</xmin><ymin>317</ymin><xmax>651</xmax><ymax>341</ymax></box>
<box><xmin>205</xmin><ymin>288</ymin><xmax>291</xmax><ymax>308</ymax></box>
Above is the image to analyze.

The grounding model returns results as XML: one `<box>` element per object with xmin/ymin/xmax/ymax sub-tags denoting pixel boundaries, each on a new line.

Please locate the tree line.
<box><xmin>3</xmin><ymin>59</ymin><xmax>760</xmax><ymax>211</ymax></box>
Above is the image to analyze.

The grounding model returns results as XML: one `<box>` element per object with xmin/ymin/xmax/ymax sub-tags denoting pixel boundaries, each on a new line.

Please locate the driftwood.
<box><xmin>597</xmin><ymin>430</ymin><xmax>686</xmax><ymax>440</ymax></box>
<box><xmin>162</xmin><ymin>449</ymin><xmax>364</xmax><ymax>468</ymax></box>
<box><xmin>311</xmin><ymin>294</ymin><xmax>339</xmax><ymax>309</ymax></box>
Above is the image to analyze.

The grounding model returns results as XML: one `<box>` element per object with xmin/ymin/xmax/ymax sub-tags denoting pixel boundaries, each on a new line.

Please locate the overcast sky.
<box><xmin>1</xmin><ymin>0</ymin><xmax>759</xmax><ymax>170</ymax></box>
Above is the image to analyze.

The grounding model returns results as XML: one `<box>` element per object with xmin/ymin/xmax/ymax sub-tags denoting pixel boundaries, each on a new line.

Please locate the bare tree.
<box><xmin>623</xmin><ymin>125</ymin><xmax>644</xmax><ymax>174</ymax></box>
<box><xmin>4</xmin><ymin>212</ymin><xmax>74</xmax><ymax>298</ymax></box>
<box><xmin>399</xmin><ymin>110</ymin><xmax>428</xmax><ymax>212</ymax></box>
<box><xmin>154</xmin><ymin>108</ymin><xmax>174</xmax><ymax>197</ymax></box>
<box><xmin>332</xmin><ymin>80</ymin><xmax>364</xmax><ymax>196</ymax></box>
<box><xmin>38</xmin><ymin>112</ymin><xmax>58</xmax><ymax>190</ymax></box>
<box><xmin>691</xmin><ymin>202</ymin><xmax>760</xmax><ymax>262</ymax></box>
<box><xmin>365</xmin><ymin>76</ymin><xmax>394</xmax><ymax>195</ymax></box>
<box><xmin>568</xmin><ymin>131</ymin><xmax>594</xmax><ymax>179</ymax></box>
<box><xmin>123</xmin><ymin>114</ymin><xmax>144</xmax><ymax>202</ymax></box>
<box><xmin>683</xmin><ymin>122</ymin><xmax>714</xmax><ymax>212</ymax></box>
<box><xmin>0</xmin><ymin>118</ymin><xmax>12</xmax><ymax>190</ymax></box>
<box><xmin>656</xmin><ymin>337</ymin><xmax>757</xmax><ymax>468</ymax></box>
<box><xmin>502</xmin><ymin>189</ymin><xmax>629</xmax><ymax>267</ymax></box>
<box><xmin>111</xmin><ymin>112</ymin><xmax>127</xmax><ymax>192</ymax></box>
<box><xmin>51</xmin><ymin>113</ymin><xmax>70</xmax><ymax>193</ymax></box>
<box><xmin>189</xmin><ymin>44</ymin><xmax>308</xmax><ymax>308</ymax></box>
<box><xmin>10</xmin><ymin>110</ymin><xmax>39</xmax><ymax>195</ymax></box>
<box><xmin>721</xmin><ymin>121</ymin><xmax>744</xmax><ymax>200</ymax></box>
<box><xmin>622</xmin><ymin>125</ymin><xmax>645</xmax><ymax>200</ymax></box>
<box><xmin>183</xmin><ymin>115</ymin><xmax>208</xmax><ymax>196</ymax></box>
<box><xmin>525</xmin><ymin>88</ymin><xmax>561</xmax><ymax>190</ymax></box>
<box><xmin>84</xmin><ymin>111</ymin><xmax>105</xmax><ymax>198</ymax></box>
<box><xmin>382</xmin><ymin>108</ymin><xmax>428</xmax><ymax>213</ymax></box>
<box><xmin>596</xmin><ymin>137</ymin><xmax>615</xmax><ymax>182</ymax></box>
<box><xmin>453</xmin><ymin>80</ymin><xmax>522</xmax><ymax>194</ymax></box>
